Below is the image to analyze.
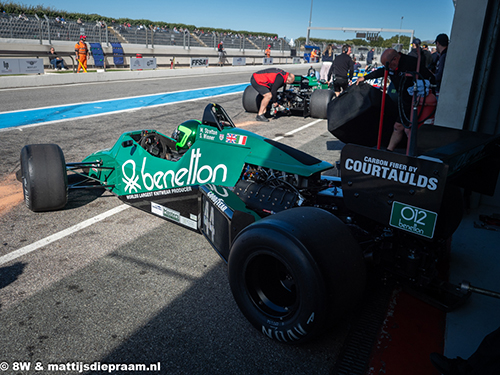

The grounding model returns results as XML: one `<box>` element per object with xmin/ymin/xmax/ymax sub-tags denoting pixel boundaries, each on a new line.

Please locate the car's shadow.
<box><xmin>64</xmin><ymin>174</ymin><xmax>108</xmax><ymax>210</ymax></box>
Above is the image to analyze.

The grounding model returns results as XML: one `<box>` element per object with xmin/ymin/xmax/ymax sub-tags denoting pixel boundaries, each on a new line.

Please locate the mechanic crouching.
<box><xmin>250</xmin><ymin>68</ymin><xmax>295</xmax><ymax>122</ymax></box>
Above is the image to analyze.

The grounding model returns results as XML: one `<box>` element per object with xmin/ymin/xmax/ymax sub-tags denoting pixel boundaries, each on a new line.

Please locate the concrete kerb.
<box><xmin>0</xmin><ymin>63</ymin><xmax>314</xmax><ymax>89</ymax></box>
<box><xmin>1</xmin><ymin>38</ymin><xmax>303</xmax><ymax>89</ymax></box>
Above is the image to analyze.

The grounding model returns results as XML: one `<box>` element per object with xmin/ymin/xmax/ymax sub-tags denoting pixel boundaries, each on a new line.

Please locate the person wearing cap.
<box><xmin>265</xmin><ymin>45</ymin><xmax>271</xmax><ymax>58</ymax></box>
<box><xmin>408</xmin><ymin>38</ymin><xmax>422</xmax><ymax>59</ymax></box>
<box><xmin>250</xmin><ymin>68</ymin><xmax>295</xmax><ymax>122</ymax></box>
<box><xmin>409</xmin><ymin>38</ymin><xmax>433</xmax><ymax>69</ymax></box>
<box><xmin>310</xmin><ymin>48</ymin><xmax>318</xmax><ymax>63</ymax></box>
<box><xmin>75</xmin><ymin>35</ymin><xmax>89</xmax><ymax>73</ymax></box>
<box><xmin>434</xmin><ymin>33</ymin><xmax>449</xmax><ymax>94</ymax></box>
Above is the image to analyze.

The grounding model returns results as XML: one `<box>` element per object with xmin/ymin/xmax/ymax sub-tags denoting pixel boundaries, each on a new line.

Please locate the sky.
<box><xmin>19</xmin><ymin>0</ymin><xmax>456</xmax><ymax>43</ymax></box>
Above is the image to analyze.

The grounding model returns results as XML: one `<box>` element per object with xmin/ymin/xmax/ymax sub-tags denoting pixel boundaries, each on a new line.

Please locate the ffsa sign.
<box><xmin>190</xmin><ymin>58</ymin><xmax>209</xmax><ymax>68</ymax></box>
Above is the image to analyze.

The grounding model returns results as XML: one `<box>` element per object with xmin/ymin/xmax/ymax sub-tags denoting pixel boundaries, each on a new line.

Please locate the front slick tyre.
<box><xmin>228</xmin><ymin>225</ymin><xmax>327</xmax><ymax>345</ymax></box>
<box><xmin>20</xmin><ymin>144</ymin><xmax>68</xmax><ymax>212</ymax></box>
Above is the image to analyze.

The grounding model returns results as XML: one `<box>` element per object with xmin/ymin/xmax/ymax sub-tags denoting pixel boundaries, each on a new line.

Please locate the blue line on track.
<box><xmin>0</xmin><ymin>83</ymin><xmax>249</xmax><ymax>130</ymax></box>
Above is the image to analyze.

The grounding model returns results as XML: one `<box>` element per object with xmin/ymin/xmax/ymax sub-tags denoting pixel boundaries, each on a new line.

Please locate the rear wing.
<box><xmin>340</xmin><ymin>129</ymin><xmax>500</xmax><ymax>238</ymax></box>
<box><xmin>417</xmin><ymin>124</ymin><xmax>500</xmax><ymax>196</ymax></box>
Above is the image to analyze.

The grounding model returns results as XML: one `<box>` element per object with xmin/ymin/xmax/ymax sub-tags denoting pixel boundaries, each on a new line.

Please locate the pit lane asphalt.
<box><xmin>0</xmin><ymin>68</ymin><xmax>348</xmax><ymax>374</ymax></box>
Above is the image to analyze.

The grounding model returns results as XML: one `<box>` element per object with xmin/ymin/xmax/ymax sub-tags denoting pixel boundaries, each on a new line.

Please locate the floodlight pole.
<box><xmin>35</xmin><ymin>14</ymin><xmax>42</xmax><ymax>45</ymax></box>
<box><xmin>398</xmin><ymin>16</ymin><xmax>404</xmax><ymax>44</ymax></box>
<box><xmin>306</xmin><ymin>0</ymin><xmax>313</xmax><ymax>45</ymax></box>
<box><xmin>43</xmin><ymin>14</ymin><xmax>51</xmax><ymax>44</ymax></box>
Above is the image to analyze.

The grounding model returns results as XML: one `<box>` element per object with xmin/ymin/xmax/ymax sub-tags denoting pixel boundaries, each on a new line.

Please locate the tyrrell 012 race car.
<box><xmin>19</xmin><ymin>103</ymin><xmax>500</xmax><ymax>344</ymax></box>
<box><xmin>242</xmin><ymin>68</ymin><xmax>334</xmax><ymax>119</ymax></box>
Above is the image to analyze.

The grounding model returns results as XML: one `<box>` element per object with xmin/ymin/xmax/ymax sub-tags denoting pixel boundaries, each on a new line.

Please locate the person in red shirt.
<box><xmin>250</xmin><ymin>68</ymin><xmax>295</xmax><ymax>122</ymax></box>
<box><xmin>217</xmin><ymin>41</ymin><xmax>224</xmax><ymax>66</ymax></box>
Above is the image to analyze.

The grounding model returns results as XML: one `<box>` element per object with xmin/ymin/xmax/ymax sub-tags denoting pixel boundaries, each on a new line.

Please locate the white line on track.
<box><xmin>6</xmin><ymin>91</ymin><xmax>239</xmax><ymax>132</ymax></box>
<box><xmin>0</xmin><ymin>81</ymin><xmax>248</xmax><ymax>132</ymax></box>
<box><xmin>0</xmin><ymin>204</ymin><xmax>130</xmax><ymax>267</ymax></box>
<box><xmin>0</xmin><ymin>73</ymin><xmax>247</xmax><ymax>92</ymax></box>
<box><xmin>272</xmin><ymin>119</ymin><xmax>324</xmax><ymax>141</ymax></box>
<box><xmin>0</xmin><ymin>81</ymin><xmax>248</xmax><ymax>115</ymax></box>
<box><xmin>1</xmin><ymin>118</ymin><xmax>324</xmax><ymax>265</ymax></box>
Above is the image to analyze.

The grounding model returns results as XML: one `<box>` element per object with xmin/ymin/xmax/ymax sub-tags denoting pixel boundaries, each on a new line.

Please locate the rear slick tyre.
<box><xmin>229</xmin><ymin>225</ymin><xmax>327</xmax><ymax>344</ymax></box>
<box><xmin>228</xmin><ymin>207</ymin><xmax>366</xmax><ymax>344</ymax></box>
<box><xmin>20</xmin><ymin>144</ymin><xmax>68</xmax><ymax>212</ymax></box>
<box><xmin>310</xmin><ymin>89</ymin><xmax>334</xmax><ymax>119</ymax></box>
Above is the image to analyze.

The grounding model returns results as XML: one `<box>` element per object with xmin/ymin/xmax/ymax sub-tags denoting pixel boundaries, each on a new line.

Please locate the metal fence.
<box><xmin>0</xmin><ymin>14</ymin><xmax>121</xmax><ymax>45</ymax></box>
<box><xmin>0</xmin><ymin>13</ymin><xmax>293</xmax><ymax>53</ymax></box>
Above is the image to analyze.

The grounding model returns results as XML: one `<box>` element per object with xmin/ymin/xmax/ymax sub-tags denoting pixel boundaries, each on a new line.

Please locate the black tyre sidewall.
<box><xmin>242</xmin><ymin>85</ymin><xmax>262</xmax><ymax>113</ymax></box>
<box><xmin>20</xmin><ymin>144</ymin><xmax>68</xmax><ymax>212</ymax></box>
<box><xmin>310</xmin><ymin>89</ymin><xmax>334</xmax><ymax>119</ymax></box>
<box><xmin>257</xmin><ymin>207</ymin><xmax>366</xmax><ymax>319</ymax></box>
<box><xmin>228</xmin><ymin>226</ymin><xmax>328</xmax><ymax>344</ymax></box>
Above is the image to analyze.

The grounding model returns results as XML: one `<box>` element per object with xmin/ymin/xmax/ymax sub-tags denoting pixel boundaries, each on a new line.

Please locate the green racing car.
<box><xmin>19</xmin><ymin>103</ymin><xmax>500</xmax><ymax>344</ymax></box>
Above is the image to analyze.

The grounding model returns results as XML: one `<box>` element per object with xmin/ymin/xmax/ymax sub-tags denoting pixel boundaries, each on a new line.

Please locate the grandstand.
<box><xmin>0</xmin><ymin>12</ymin><xmax>291</xmax><ymax>52</ymax></box>
<box><xmin>0</xmin><ymin>9</ymin><xmax>302</xmax><ymax>72</ymax></box>
<box><xmin>0</xmin><ymin>12</ymin><xmax>120</xmax><ymax>44</ymax></box>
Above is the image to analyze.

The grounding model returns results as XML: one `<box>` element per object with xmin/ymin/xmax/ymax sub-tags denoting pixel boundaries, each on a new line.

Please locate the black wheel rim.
<box><xmin>244</xmin><ymin>253</ymin><xmax>298</xmax><ymax>318</ymax></box>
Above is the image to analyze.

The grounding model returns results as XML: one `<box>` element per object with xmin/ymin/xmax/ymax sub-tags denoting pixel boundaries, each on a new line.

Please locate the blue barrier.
<box><xmin>90</xmin><ymin>42</ymin><xmax>105</xmax><ymax>68</ymax></box>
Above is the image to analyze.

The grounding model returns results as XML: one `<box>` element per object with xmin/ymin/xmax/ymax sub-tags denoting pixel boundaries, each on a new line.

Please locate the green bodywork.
<box><xmin>292</xmin><ymin>73</ymin><xmax>329</xmax><ymax>90</ymax></box>
<box><xmin>83</xmin><ymin>123</ymin><xmax>333</xmax><ymax>197</ymax></box>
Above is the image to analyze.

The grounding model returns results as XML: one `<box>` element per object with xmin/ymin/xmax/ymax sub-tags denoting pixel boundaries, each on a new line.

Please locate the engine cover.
<box><xmin>234</xmin><ymin>180</ymin><xmax>299</xmax><ymax>216</ymax></box>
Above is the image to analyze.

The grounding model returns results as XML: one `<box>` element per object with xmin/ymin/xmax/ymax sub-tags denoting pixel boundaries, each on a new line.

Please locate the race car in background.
<box><xmin>242</xmin><ymin>68</ymin><xmax>334</xmax><ymax>119</ymax></box>
<box><xmin>242</xmin><ymin>65</ymin><xmax>383</xmax><ymax>119</ymax></box>
<box><xmin>19</xmin><ymin>103</ymin><xmax>500</xmax><ymax>344</ymax></box>
<box><xmin>352</xmin><ymin>64</ymin><xmax>382</xmax><ymax>87</ymax></box>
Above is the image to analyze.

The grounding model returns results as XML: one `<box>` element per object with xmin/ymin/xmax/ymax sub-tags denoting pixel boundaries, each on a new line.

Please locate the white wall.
<box><xmin>434</xmin><ymin>0</ymin><xmax>489</xmax><ymax>129</ymax></box>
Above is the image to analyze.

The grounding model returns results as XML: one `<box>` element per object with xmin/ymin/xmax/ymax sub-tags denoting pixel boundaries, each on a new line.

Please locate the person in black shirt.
<box><xmin>320</xmin><ymin>44</ymin><xmax>334</xmax><ymax>81</ymax></box>
<box><xmin>434</xmin><ymin>33</ymin><xmax>449</xmax><ymax>94</ymax></box>
<box><xmin>421</xmin><ymin>43</ymin><xmax>433</xmax><ymax>69</ymax></box>
<box><xmin>367</xmin><ymin>48</ymin><xmax>375</xmax><ymax>65</ymax></box>
<box><xmin>328</xmin><ymin>44</ymin><xmax>354</xmax><ymax>97</ymax></box>
<box><xmin>408</xmin><ymin>38</ymin><xmax>422</xmax><ymax>59</ymax></box>
<box><xmin>356</xmin><ymin>48</ymin><xmax>434</xmax><ymax>151</ymax></box>
<box><xmin>48</xmin><ymin>47</ymin><xmax>67</xmax><ymax>70</ymax></box>
<box><xmin>409</xmin><ymin>39</ymin><xmax>433</xmax><ymax>69</ymax></box>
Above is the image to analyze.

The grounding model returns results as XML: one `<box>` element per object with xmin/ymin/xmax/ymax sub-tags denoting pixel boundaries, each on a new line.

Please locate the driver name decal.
<box><xmin>122</xmin><ymin>148</ymin><xmax>227</xmax><ymax>193</ymax></box>
<box><xmin>199</xmin><ymin>126</ymin><xmax>218</xmax><ymax>141</ymax></box>
<box><xmin>344</xmin><ymin>156</ymin><xmax>439</xmax><ymax>191</ymax></box>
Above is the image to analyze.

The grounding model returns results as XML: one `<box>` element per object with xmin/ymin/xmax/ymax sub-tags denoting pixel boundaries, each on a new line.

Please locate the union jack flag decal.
<box><xmin>226</xmin><ymin>133</ymin><xmax>247</xmax><ymax>145</ymax></box>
